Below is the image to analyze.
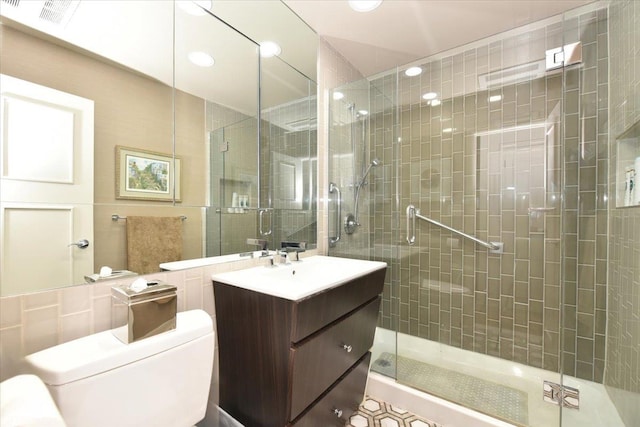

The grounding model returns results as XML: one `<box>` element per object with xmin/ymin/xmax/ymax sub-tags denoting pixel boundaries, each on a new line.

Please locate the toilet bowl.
<box><xmin>24</xmin><ymin>309</ymin><xmax>214</xmax><ymax>427</ymax></box>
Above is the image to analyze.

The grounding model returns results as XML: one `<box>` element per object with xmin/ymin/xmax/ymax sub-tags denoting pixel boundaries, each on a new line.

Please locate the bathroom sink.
<box><xmin>211</xmin><ymin>255</ymin><xmax>386</xmax><ymax>300</ymax></box>
<box><xmin>0</xmin><ymin>374</ymin><xmax>66</xmax><ymax>427</ymax></box>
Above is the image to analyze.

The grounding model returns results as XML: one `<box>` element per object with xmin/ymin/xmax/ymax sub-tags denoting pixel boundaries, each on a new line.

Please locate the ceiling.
<box><xmin>284</xmin><ymin>0</ymin><xmax>595</xmax><ymax>77</ymax></box>
<box><xmin>0</xmin><ymin>0</ymin><xmax>316</xmax><ymax>115</ymax></box>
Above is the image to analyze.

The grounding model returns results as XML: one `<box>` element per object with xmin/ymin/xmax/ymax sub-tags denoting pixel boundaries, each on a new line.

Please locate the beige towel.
<box><xmin>126</xmin><ymin>216</ymin><xmax>183</xmax><ymax>275</ymax></box>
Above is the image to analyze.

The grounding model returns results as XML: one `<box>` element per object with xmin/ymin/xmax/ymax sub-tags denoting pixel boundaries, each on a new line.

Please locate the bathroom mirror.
<box><xmin>0</xmin><ymin>0</ymin><xmax>318</xmax><ymax>297</ymax></box>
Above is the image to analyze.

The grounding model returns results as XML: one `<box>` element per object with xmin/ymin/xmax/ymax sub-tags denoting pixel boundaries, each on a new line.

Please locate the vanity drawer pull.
<box><xmin>342</xmin><ymin>344</ymin><xmax>353</xmax><ymax>353</ymax></box>
<box><xmin>333</xmin><ymin>408</ymin><xmax>343</xmax><ymax>418</ymax></box>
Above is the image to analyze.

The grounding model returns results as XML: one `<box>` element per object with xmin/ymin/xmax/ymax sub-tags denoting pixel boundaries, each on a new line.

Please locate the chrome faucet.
<box><xmin>246</xmin><ymin>238</ymin><xmax>269</xmax><ymax>257</ymax></box>
<box><xmin>278</xmin><ymin>250</ymin><xmax>290</xmax><ymax>265</ymax></box>
<box><xmin>280</xmin><ymin>241</ymin><xmax>306</xmax><ymax>262</ymax></box>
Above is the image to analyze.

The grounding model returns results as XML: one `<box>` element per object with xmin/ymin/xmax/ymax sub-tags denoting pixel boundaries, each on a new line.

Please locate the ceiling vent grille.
<box><xmin>39</xmin><ymin>0</ymin><xmax>73</xmax><ymax>24</ymax></box>
<box><xmin>1</xmin><ymin>0</ymin><xmax>21</xmax><ymax>7</ymax></box>
<box><xmin>478</xmin><ymin>59</ymin><xmax>546</xmax><ymax>89</ymax></box>
<box><xmin>1</xmin><ymin>0</ymin><xmax>80</xmax><ymax>27</ymax></box>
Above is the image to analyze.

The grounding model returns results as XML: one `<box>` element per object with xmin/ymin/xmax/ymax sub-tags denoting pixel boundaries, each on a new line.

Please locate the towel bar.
<box><xmin>112</xmin><ymin>214</ymin><xmax>187</xmax><ymax>221</ymax></box>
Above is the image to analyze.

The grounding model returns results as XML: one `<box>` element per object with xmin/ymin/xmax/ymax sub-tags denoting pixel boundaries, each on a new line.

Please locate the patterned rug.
<box><xmin>371</xmin><ymin>352</ymin><xmax>529</xmax><ymax>427</ymax></box>
<box><xmin>346</xmin><ymin>396</ymin><xmax>442</xmax><ymax>427</ymax></box>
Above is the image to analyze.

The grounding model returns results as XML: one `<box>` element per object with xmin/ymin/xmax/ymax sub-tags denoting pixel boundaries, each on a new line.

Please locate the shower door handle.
<box><xmin>329</xmin><ymin>182</ymin><xmax>341</xmax><ymax>245</ymax></box>
<box><xmin>259</xmin><ymin>208</ymin><xmax>272</xmax><ymax>236</ymax></box>
<box><xmin>406</xmin><ymin>205</ymin><xmax>416</xmax><ymax>245</ymax></box>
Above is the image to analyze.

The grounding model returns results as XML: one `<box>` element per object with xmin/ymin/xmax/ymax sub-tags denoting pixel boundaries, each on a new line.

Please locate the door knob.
<box><xmin>68</xmin><ymin>239</ymin><xmax>89</xmax><ymax>249</ymax></box>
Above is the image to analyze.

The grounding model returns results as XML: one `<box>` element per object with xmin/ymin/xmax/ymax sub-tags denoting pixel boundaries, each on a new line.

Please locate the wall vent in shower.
<box><xmin>478</xmin><ymin>60</ymin><xmax>546</xmax><ymax>89</ymax></box>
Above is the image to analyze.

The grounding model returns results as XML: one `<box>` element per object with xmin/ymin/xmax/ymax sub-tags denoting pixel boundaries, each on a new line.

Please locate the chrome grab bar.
<box><xmin>329</xmin><ymin>182</ymin><xmax>341</xmax><ymax>245</ymax></box>
<box><xmin>406</xmin><ymin>204</ymin><xmax>502</xmax><ymax>252</ymax></box>
<box><xmin>406</xmin><ymin>205</ymin><xmax>416</xmax><ymax>245</ymax></box>
<box><xmin>259</xmin><ymin>208</ymin><xmax>272</xmax><ymax>236</ymax></box>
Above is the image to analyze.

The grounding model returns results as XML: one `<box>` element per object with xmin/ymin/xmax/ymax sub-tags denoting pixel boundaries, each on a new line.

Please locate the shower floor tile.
<box><xmin>371</xmin><ymin>352</ymin><xmax>528</xmax><ymax>427</ymax></box>
<box><xmin>346</xmin><ymin>396</ymin><xmax>442</xmax><ymax>427</ymax></box>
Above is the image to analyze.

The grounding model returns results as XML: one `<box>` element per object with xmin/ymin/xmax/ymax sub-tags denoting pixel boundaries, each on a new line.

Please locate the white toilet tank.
<box><xmin>25</xmin><ymin>309</ymin><xmax>214</xmax><ymax>427</ymax></box>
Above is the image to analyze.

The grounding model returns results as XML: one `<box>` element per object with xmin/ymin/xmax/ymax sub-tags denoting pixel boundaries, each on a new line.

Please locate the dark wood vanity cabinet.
<box><xmin>213</xmin><ymin>267</ymin><xmax>386</xmax><ymax>427</ymax></box>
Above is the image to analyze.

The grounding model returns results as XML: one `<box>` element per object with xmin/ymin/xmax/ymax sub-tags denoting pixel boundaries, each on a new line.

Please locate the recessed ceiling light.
<box><xmin>176</xmin><ymin>0</ymin><xmax>212</xmax><ymax>16</ymax></box>
<box><xmin>188</xmin><ymin>51</ymin><xmax>215</xmax><ymax>67</ymax></box>
<box><xmin>333</xmin><ymin>91</ymin><xmax>345</xmax><ymax>100</ymax></box>
<box><xmin>348</xmin><ymin>0</ymin><xmax>383</xmax><ymax>12</ymax></box>
<box><xmin>260</xmin><ymin>41</ymin><xmax>281</xmax><ymax>58</ymax></box>
<box><xmin>430</xmin><ymin>99</ymin><xmax>441</xmax><ymax>106</ymax></box>
<box><xmin>443</xmin><ymin>127</ymin><xmax>454</xmax><ymax>133</ymax></box>
<box><xmin>405</xmin><ymin>67</ymin><xmax>422</xmax><ymax>77</ymax></box>
<box><xmin>422</xmin><ymin>92</ymin><xmax>438</xmax><ymax>100</ymax></box>
<box><xmin>489</xmin><ymin>95</ymin><xmax>502</xmax><ymax>102</ymax></box>
<box><xmin>358</xmin><ymin>110</ymin><xmax>369</xmax><ymax>116</ymax></box>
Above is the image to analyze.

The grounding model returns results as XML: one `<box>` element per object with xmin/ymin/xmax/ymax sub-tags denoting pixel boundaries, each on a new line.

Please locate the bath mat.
<box><xmin>372</xmin><ymin>352</ymin><xmax>529</xmax><ymax>427</ymax></box>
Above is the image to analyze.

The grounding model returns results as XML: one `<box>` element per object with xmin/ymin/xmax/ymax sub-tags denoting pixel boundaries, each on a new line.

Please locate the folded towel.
<box><xmin>126</xmin><ymin>216</ymin><xmax>183</xmax><ymax>274</ymax></box>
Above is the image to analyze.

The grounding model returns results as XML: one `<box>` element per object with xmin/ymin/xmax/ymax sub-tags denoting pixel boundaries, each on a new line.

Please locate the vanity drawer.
<box><xmin>290</xmin><ymin>297</ymin><xmax>380</xmax><ymax>419</ymax></box>
<box><xmin>291</xmin><ymin>267</ymin><xmax>385</xmax><ymax>342</ymax></box>
<box><xmin>291</xmin><ymin>352</ymin><xmax>370</xmax><ymax>427</ymax></box>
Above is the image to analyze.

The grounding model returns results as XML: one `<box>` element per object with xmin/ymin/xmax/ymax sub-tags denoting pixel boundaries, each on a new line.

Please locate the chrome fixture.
<box><xmin>258</xmin><ymin>208</ymin><xmax>272</xmax><ymax>236</ymax></box>
<box><xmin>543</xmin><ymin>380</ymin><xmax>580</xmax><ymax>409</ymax></box>
<box><xmin>329</xmin><ymin>182</ymin><xmax>342</xmax><ymax>245</ymax></box>
<box><xmin>346</xmin><ymin>158</ymin><xmax>381</xmax><ymax>235</ymax></box>
<box><xmin>546</xmin><ymin>41</ymin><xmax>582</xmax><ymax>71</ymax></box>
<box><xmin>280</xmin><ymin>241</ymin><xmax>306</xmax><ymax>261</ymax></box>
<box><xmin>246</xmin><ymin>238</ymin><xmax>269</xmax><ymax>257</ymax></box>
<box><xmin>406</xmin><ymin>204</ymin><xmax>503</xmax><ymax>253</ymax></box>
<box><xmin>112</xmin><ymin>214</ymin><xmax>186</xmax><ymax>221</ymax></box>
<box><xmin>68</xmin><ymin>239</ymin><xmax>90</xmax><ymax>249</ymax></box>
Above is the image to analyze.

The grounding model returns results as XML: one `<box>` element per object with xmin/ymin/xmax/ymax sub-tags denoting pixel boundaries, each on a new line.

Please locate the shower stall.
<box><xmin>328</xmin><ymin>2</ymin><xmax>639</xmax><ymax>426</ymax></box>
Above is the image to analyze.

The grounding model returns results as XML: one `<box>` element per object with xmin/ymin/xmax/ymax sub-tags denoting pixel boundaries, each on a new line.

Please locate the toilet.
<box><xmin>24</xmin><ymin>309</ymin><xmax>214</xmax><ymax>427</ymax></box>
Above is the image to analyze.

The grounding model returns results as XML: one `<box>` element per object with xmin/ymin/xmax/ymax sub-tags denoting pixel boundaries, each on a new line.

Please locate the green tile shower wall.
<box><xmin>606</xmin><ymin>0</ymin><xmax>640</xmax><ymax>425</ymax></box>
<box><xmin>370</xmin><ymin>8</ymin><xmax>609</xmax><ymax>381</ymax></box>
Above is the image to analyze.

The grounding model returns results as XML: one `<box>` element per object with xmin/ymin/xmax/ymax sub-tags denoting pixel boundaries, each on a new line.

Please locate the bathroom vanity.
<box><xmin>212</xmin><ymin>256</ymin><xmax>386</xmax><ymax>427</ymax></box>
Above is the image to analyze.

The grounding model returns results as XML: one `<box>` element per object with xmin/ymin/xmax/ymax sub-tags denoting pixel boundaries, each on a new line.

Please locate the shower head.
<box><xmin>360</xmin><ymin>158</ymin><xmax>382</xmax><ymax>186</ymax></box>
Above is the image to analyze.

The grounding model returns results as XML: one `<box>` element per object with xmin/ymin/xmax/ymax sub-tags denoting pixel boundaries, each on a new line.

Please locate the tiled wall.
<box><xmin>206</xmin><ymin>102</ymin><xmax>260</xmax><ymax>256</ymax></box>
<box><xmin>261</xmin><ymin>103</ymin><xmax>318</xmax><ymax>250</ymax></box>
<box><xmin>367</xmin><ymin>7</ymin><xmax>608</xmax><ymax>380</ymax></box>
<box><xmin>319</xmin><ymin>39</ymin><xmax>366</xmax><ymax>255</ymax></box>
<box><xmin>606</xmin><ymin>0</ymin><xmax>640</xmax><ymax>425</ymax></box>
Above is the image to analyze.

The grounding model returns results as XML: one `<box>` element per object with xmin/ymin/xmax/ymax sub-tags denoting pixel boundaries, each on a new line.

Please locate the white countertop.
<box><xmin>211</xmin><ymin>255</ymin><xmax>387</xmax><ymax>301</ymax></box>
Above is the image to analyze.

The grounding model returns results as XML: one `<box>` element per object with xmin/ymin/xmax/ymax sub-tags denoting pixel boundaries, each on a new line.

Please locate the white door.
<box><xmin>0</xmin><ymin>74</ymin><xmax>94</xmax><ymax>295</ymax></box>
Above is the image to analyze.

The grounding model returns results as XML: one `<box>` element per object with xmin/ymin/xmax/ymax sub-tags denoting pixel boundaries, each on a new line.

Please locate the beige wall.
<box><xmin>0</xmin><ymin>24</ymin><xmax>207</xmax><ymax>272</ymax></box>
<box><xmin>0</xmin><ymin>29</ymin><xmax>332</xmax><ymax>427</ymax></box>
<box><xmin>606</xmin><ymin>0</ymin><xmax>640</xmax><ymax>425</ymax></box>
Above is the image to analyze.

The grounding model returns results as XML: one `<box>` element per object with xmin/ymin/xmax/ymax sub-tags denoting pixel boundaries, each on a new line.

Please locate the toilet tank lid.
<box><xmin>24</xmin><ymin>310</ymin><xmax>213</xmax><ymax>386</ymax></box>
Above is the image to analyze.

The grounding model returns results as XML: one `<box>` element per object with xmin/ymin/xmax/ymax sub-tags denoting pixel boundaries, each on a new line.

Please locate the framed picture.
<box><xmin>115</xmin><ymin>146</ymin><xmax>181</xmax><ymax>202</ymax></box>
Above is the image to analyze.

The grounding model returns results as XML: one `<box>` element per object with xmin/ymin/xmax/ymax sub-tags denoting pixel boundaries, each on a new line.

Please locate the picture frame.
<box><xmin>115</xmin><ymin>145</ymin><xmax>181</xmax><ymax>202</ymax></box>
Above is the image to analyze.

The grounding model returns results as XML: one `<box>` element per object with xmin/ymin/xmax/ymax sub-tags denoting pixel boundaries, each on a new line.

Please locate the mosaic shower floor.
<box><xmin>371</xmin><ymin>352</ymin><xmax>528</xmax><ymax>427</ymax></box>
<box><xmin>346</xmin><ymin>396</ymin><xmax>442</xmax><ymax>427</ymax></box>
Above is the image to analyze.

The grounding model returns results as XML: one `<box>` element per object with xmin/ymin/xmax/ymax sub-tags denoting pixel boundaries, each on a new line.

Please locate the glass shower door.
<box><xmin>387</xmin><ymin>15</ymin><xmax>567</xmax><ymax>427</ymax></box>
